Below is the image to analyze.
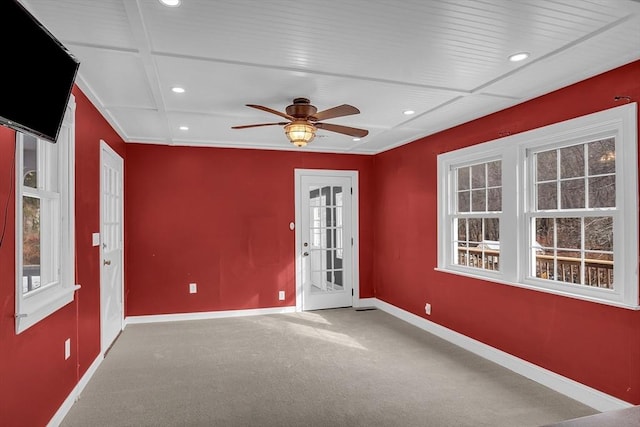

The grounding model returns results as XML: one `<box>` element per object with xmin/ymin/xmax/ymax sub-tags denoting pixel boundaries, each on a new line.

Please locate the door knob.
<box><xmin>303</xmin><ymin>252</ymin><xmax>309</xmax><ymax>256</ymax></box>
<box><xmin>103</xmin><ymin>259</ymin><xmax>111</xmax><ymax>266</ymax></box>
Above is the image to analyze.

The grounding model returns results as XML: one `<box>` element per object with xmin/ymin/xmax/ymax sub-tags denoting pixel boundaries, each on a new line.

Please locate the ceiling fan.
<box><xmin>232</xmin><ymin>97</ymin><xmax>368</xmax><ymax>147</ymax></box>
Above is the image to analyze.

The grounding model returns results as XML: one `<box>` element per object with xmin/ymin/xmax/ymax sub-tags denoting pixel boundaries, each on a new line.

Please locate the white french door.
<box><xmin>295</xmin><ymin>170</ymin><xmax>358</xmax><ymax>311</ymax></box>
<box><xmin>100</xmin><ymin>141</ymin><xmax>124</xmax><ymax>354</ymax></box>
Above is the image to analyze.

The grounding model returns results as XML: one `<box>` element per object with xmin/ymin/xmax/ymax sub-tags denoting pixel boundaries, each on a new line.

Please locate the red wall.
<box><xmin>0</xmin><ymin>87</ymin><xmax>126</xmax><ymax>426</ymax></box>
<box><xmin>1</xmin><ymin>61</ymin><xmax>639</xmax><ymax>425</ymax></box>
<box><xmin>373</xmin><ymin>60</ymin><xmax>640</xmax><ymax>404</ymax></box>
<box><xmin>125</xmin><ymin>145</ymin><xmax>374</xmax><ymax>315</ymax></box>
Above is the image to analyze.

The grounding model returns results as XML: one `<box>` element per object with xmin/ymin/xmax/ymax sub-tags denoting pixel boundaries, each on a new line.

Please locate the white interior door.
<box><xmin>295</xmin><ymin>170</ymin><xmax>358</xmax><ymax>311</ymax></box>
<box><xmin>100</xmin><ymin>140</ymin><xmax>124</xmax><ymax>354</ymax></box>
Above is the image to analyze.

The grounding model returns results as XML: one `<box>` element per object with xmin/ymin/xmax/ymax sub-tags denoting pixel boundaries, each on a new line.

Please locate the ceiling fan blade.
<box><xmin>246</xmin><ymin>104</ymin><xmax>295</xmax><ymax>121</ymax></box>
<box><xmin>231</xmin><ymin>122</ymin><xmax>288</xmax><ymax>129</ymax></box>
<box><xmin>316</xmin><ymin>122</ymin><xmax>368</xmax><ymax>138</ymax></box>
<box><xmin>311</xmin><ymin>104</ymin><xmax>360</xmax><ymax>121</ymax></box>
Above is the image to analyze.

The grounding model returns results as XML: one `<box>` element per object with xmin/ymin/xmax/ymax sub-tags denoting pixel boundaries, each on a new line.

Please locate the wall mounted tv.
<box><xmin>0</xmin><ymin>0</ymin><xmax>80</xmax><ymax>143</ymax></box>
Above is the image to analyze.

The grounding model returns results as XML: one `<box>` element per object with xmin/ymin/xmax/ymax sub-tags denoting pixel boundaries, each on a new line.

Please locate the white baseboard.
<box><xmin>47</xmin><ymin>353</ymin><xmax>104</xmax><ymax>427</ymax></box>
<box><xmin>125</xmin><ymin>305</ymin><xmax>297</xmax><ymax>325</ymax></box>
<box><xmin>354</xmin><ymin>297</ymin><xmax>376</xmax><ymax>308</ymax></box>
<box><xmin>372</xmin><ymin>298</ymin><xmax>632</xmax><ymax>412</ymax></box>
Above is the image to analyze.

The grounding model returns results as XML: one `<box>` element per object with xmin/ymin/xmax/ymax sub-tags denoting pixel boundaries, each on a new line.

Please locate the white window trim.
<box><xmin>15</xmin><ymin>95</ymin><xmax>78</xmax><ymax>333</ymax></box>
<box><xmin>437</xmin><ymin>103</ymin><xmax>638</xmax><ymax>309</ymax></box>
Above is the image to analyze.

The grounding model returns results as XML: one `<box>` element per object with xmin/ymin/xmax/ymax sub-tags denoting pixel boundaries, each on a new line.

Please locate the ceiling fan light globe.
<box><xmin>285</xmin><ymin>121</ymin><xmax>316</xmax><ymax>147</ymax></box>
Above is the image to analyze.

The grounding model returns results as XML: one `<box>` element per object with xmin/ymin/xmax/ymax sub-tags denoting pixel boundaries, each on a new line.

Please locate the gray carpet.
<box><xmin>61</xmin><ymin>308</ymin><xmax>597</xmax><ymax>427</ymax></box>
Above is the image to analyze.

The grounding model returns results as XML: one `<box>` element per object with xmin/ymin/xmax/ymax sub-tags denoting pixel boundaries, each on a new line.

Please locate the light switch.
<box><xmin>92</xmin><ymin>233</ymin><xmax>100</xmax><ymax>247</ymax></box>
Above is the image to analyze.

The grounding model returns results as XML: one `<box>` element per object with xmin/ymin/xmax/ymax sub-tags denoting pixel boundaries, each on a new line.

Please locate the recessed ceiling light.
<box><xmin>159</xmin><ymin>0</ymin><xmax>181</xmax><ymax>7</ymax></box>
<box><xmin>179</xmin><ymin>126</ymin><xmax>189</xmax><ymax>131</ymax></box>
<box><xmin>403</xmin><ymin>110</ymin><xmax>415</xmax><ymax>115</ymax></box>
<box><xmin>352</xmin><ymin>138</ymin><xmax>361</xmax><ymax>142</ymax></box>
<box><xmin>171</xmin><ymin>86</ymin><xmax>185</xmax><ymax>93</ymax></box>
<box><xmin>508</xmin><ymin>52</ymin><xmax>529</xmax><ymax>62</ymax></box>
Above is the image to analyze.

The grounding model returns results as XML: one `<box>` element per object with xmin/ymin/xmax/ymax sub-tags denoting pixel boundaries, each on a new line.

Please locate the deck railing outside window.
<box><xmin>457</xmin><ymin>247</ymin><xmax>614</xmax><ymax>289</ymax></box>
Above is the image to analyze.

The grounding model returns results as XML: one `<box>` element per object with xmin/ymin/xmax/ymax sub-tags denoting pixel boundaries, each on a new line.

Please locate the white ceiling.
<box><xmin>19</xmin><ymin>0</ymin><xmax>640</xmax><ymax>154</ymax></box>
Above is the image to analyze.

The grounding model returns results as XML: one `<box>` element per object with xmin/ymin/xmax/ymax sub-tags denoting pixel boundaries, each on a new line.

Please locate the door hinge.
<box><xmin>351</xmin><ymin>237</ymin><xmax>354</xmax><ymax>246</ymax></box>
<box><xmin>350</xmin><ymin>187</ymin><xmax>353</xmax><ymax>195</ymax></box>
<box><xmin>352</xmin><ymin>289</ymin><xmax>354</xmax><ymax>296</ymax></box>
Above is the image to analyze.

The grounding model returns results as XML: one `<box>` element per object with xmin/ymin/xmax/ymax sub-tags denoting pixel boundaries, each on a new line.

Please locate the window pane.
<box><xmin>560</xmin><ymin>145</ymin><xmax>584</xmax><ymax>179</ymax></box>
<box><xmin>454</xmin><ymin>218</ymin><xmax>499</xmax><ymax>271</ymax></box>
<box><xmin>471</xmin><ymin>164</ymin><xmax>485</xmax><ymax>188</ymax></box>
<box><xmin>557</xmin><ymin>251</ymin><xmax>582</xmax><ymax>284</ymax></box>
<box><xmin>585</xmin><ymin>254</ymin><xmax>613</xmax><ymax>289</ymax></box>
<box><xmin>487</xmin><ymin>161</ymin><xmax>501</xmax><ymax>186</ymax></box>
<box><xmin>468</xmin><ymin>218</ymin><xmax>482</xmax><ymax>242</ymax></box>
<box><xmin>588</xmin><ymin>176</ymin><xmax>615</xmax><ymax>208</ymax></box>
<box><xmin>560</xmin><ymin>179</ymin><xmax>585</xmax><ymax>209</ymax></box>
<box><xmin>535</xmin><ymin>217</ymin><xmax>554</xmax><ymax>250</ymax></box>
<box><xmin>457</xmin><ymin>218</ymin><xmax>467</xmax><ymax>241</ymax></box>
<box><xmin>457</xmin><ymin>191</ymin><xmax>470</xmax><ymax>212</ymax></box>
<box><xmin>588</xmin><ymin>138</ymin><xmax>615</xmax><ymax>176</ymax></box>
<box><xmin>484</xmin><ymin>218</ymin><xmax>499</xmax><ymax>241</ymax></box>
<box><xmin>23</xmin><ymin>196</ymin><xmax>41</xmax><ymax>294</ymax></box>
<box><xmin>537</xmin><ymin>182</ymin><xmax>557</xmax><ymax>210</ymax></box>
<box><xmin>556</xmin><ymin>217</ymin><xmax>581</xmax><ymax>250</ymax></box>
<box><xmin>487</xmin><ymin>188</ymin><xmax>501</xmax><ymax>211</ymax></box>
<box><xmin>23</xmin><ymin>135</ymin><xmax>38</xmax><ymax>188</ymax></box>
<box><xmin>45</xmin><ymin>142</ymin><xmax>60</xmax><ymax>192</ymax></box>
<box><xmin>536</xmin><ymin>150</ymin><xmax>557</xmax><ymax>181</ymax></box>
<box><xmin>471</xmin><ymin>189</ymin><xmax>486</xmax><ymax>212</ymax></box>
<box><xmin>457</xmin><ymin>167</ymin><xmax>470</xmax><ymax>191</ymax></box>
<box><xmin>585</xmin><ymin>216</ymin><xmax>613</xmax><ymax>252</ymax></box>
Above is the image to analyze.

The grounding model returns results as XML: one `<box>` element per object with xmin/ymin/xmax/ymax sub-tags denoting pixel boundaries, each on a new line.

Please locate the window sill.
<box><xmin>16</xmin><ymin>284</ymin><xmax>81</xmax><ymax>333</ymax></box>
<box><xmin>433</xmin><ymin>267</ymin><xmax>640</xmax><ymax>311</ymax></box>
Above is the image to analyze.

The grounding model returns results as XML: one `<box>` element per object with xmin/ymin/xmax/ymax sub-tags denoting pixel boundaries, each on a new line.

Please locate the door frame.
<box><xmin>294</xmin><ymin>169</ymin><xmax>360</xmax><ymax>311</ymax></box>
<box><xmin>99</xmin><ymin>140</ymin><xmax>125</xmax><ymax>355</ymax></box>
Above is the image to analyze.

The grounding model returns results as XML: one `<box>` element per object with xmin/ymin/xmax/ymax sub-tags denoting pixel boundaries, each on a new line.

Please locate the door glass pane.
<box><xmin>308</xmin><ymin>185</ymin><xmax>344</xmax><ymax>294</ymax></box>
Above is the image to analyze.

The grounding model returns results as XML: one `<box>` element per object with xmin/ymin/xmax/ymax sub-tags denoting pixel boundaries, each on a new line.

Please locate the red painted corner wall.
<box><xmin>0</xmin><ymin>87</ymin><xmax>126</xmax><ymax>426</ymax></box>
<box><xmin>372</xmin><ymin>60</ymin><xmax>640</xmax><ymax>404</ymax></box>
<box><xmin>124</xmin><ymin>145</ymin><xmax>374</xmax><ymax>316</ymax></box>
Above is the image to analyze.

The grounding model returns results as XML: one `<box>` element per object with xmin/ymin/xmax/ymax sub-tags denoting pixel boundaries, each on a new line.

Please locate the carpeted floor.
<box><xmin>60</xmin><ymin>308</ymin><xmax>598</xmax><ymax>426</ymax></box>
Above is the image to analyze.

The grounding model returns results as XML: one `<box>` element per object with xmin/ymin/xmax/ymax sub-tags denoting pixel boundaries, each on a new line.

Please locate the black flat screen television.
<box><xmin>0</xmin><ymin>0</ymin><xmax>80</xmax><ymax>143</ymax></box>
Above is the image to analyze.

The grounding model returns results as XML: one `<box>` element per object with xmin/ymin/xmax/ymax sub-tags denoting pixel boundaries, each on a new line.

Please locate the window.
<box><xmin>15</xmin><ymin>96</ymin><xmax>76</xmax><ymax>333</ymax></box>
<box><xmin>438</xmin><ymin>103</ymin><xmax>638</xmax><ymax>308</ymax></box>
<box><xmin>529</xmin><ymin>139</ymin><xmax>615</xmax><ymax>288</ymax></box>
<box><xmin>454</xmin><ymin>160</ymin><xmax>502</xmax><ymax>271</ymax></box>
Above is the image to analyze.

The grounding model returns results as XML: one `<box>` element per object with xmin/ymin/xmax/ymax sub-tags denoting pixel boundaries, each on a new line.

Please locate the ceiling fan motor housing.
<box><xmin>286</xmin><ymin>97</ymin><xmax>317</xmax><ymax>118</ymax></box>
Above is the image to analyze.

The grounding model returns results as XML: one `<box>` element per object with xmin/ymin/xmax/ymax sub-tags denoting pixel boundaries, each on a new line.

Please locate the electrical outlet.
<box><xmin>64</xmin><ymin>338</ymin><xmax>71</xmax><ymax>360</ymax></box>
<box><xmin>278</xmin><ymin>291</ymin><xmax>285</xmax><ymax>300</ymax></box>
<box><xmin>425</xmin><ymin>303</ymin><xmax>432</xmax><ymax>315</ymax></box>
<box><xmin>189</xmin><ymin>283</ymin><xmax>197</xmax><ymax>294</ymax></box>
